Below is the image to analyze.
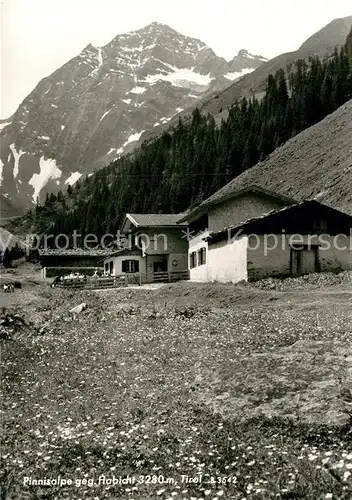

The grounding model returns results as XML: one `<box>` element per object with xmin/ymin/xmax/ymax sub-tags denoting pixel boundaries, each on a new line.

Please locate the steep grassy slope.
<box><xmin>199</xmin><ymin>99</ymin><xmax>352</xmax><ymax>215</ymax></box>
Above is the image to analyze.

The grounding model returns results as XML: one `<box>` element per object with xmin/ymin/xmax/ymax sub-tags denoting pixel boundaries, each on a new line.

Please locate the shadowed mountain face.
<box><xmin>0</xmin><ymin>22</ymin><xmax>266</xmax><ymax>215</ymax></box>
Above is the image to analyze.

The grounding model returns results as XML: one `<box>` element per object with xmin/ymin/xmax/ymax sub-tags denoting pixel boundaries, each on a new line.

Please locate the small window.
<box><xmin>122</xmin><ymin>259</ymin><xmax>140</xmax><ymax>273</ymax></box>
<box><xmin>190</xmin><ymin>252</ymin><xmax>197</xmax><ymax>269</ymax></box>
<box><xmin>105</xmin><ymin>262</ymin><xmax>109</xmax><ymax>272</ymax></box>
<box><xmin>109</xmin><ymin>261</ymin><xmax>113</xmax><ymax>274</ymax></box>
<box><xmin>198</xmin><ymin>247</ymin><xmax>206</xmax><ymax>266</ymax></box>
<box><xmin>313</xmin><ymin>219</ymin><xmax>328</xmax><ymax>231</ymax></box>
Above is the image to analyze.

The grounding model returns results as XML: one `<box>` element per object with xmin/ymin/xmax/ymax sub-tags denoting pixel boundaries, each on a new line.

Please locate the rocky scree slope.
<box><xmin>201</xmin><ymin>99</ymin><xmax>352</xmax><ymax>215</ymax></box>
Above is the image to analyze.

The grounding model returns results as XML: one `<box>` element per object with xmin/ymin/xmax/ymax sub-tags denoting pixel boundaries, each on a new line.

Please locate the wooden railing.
<box><xmin>56</xmin><ymin>276</ymin><xmax>128</xmax><ymax>290</ymax></box>
<box><xmin>55</xmin><ymin>270</ymin><xmax>189</xmax><ymax>289</ymax></box>
<box><xmin>151</xmin><ymin>270</ymin><xmax>190</xmax><ymax>283</ymax></box>
<box><xmin>42</xmin><ymin>267</ymin><xmax>105</xmax><ymax>279</ymax></box>
<box><xmin>124</xmin><ymin>270</ymin><xmax>190</xmax><ymax>285</ymax></box>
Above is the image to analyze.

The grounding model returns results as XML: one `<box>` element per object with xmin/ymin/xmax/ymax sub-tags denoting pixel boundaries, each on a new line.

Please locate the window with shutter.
<box><xmin>122</xmin><ymin>259</ymin><xmax>140</xmax><ymax>273</ymax></box>
<box><xmin>197</xmin><ymin>247</ymin><xmax>206</xmax><ymax>266</ymax></box>
<box><xmin>190</xmin><ymin>252</ymin><xmax>197</xmax><ymax>269</ymax></box>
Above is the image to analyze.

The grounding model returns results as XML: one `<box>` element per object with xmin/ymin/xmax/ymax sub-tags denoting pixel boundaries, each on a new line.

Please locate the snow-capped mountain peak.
<box><xmin>0</xmin><ymin>23</ymin><xmax>267</xmax><ymax>212</ymax></box>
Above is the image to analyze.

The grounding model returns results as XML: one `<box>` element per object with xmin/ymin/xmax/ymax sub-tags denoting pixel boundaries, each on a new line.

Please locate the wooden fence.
<box><xmin>125</xmin><ymin>270</ymin><xmax>190</xmax><ymax>285</ymax></box>
<box><xmin>42</xmin><ymin>267</ymin><xmax>104</xmax><ymax>279</ymax></box>
<box><xmin>54</xmin><ymin>270</ymin><xmax>189</xmax><ymax>290</ymax></box>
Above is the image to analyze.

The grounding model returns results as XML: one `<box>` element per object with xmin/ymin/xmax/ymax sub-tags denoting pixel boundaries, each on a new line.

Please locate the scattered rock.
<box><xmin>0</xmin><ymin>309</ymin><xmax>31</xmax><ymax>340</ymax></box>
<box><xmin>216</xmin><ymin>392</ymin><xmax>230</xmax><ymax>400</ymax></box>
<box><xmin>253</xmin><ymin>271</ymin><xmax>352</xmax><ymax>292</ymax></box>
<box><xmin>173</xmin><ymin>305</ymin><xmax>209</xmax><ymax>319</ymax></box>
<box><xmin>69</xmin><ymin>303</ymin><xmax>87</xmax><ymax>317</ymax></box>
<box><xmin>116</xmin><ymin>305</ymin><xmax>141</xmax><ymax>317</ymax></box>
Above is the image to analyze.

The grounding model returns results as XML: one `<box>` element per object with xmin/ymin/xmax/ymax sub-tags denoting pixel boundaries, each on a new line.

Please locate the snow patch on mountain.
<box><xmin>224</xmin><ymin>68</ymin><xmax>254</xmax><ymax>81</ymax></box>
<box><xmin>108</xmin><ymin>145</ymin><xmax>126</xmax><ymax>156</ymax></box>
<box><xmin>144</xmin><ymin>67</ymin><xmax>212</xmax><ymax>87</ymax></box>
<box><xmin>130</xmin><ymin>86</ymin><xmax>147</xmax><ymax>94</ymax></box>
<box><xmin>29</xmin><ymin>157</ymin><xmax>62</xmax><ymax>203</ymax></box>
<box><xmin>65</xmin><ymin>172</ymin><xmax>82</xmax><ymax>185</ymax></box>
<box><xmin>9</xmin><ymin>144</ymin><xmax>25</xmax><ymax>179</ymax></box>
<box><xmin>0</xmin><ymin>22</ymin><xmax>268</xmax><ymax>211</ymax></box>
<box><xmin>160</xmin><ymin>117</ymin><xmax>172</xmax><ymax>123</ymax></box>
<box><xmin>0</xmin><ymin>158</ymin><xmax>3</xmax><ymax>183</ymax></box>
<box><xmin>121</xmin><ymin>44</ymin><xmax>146</xmax><ymax>53</ymax></box>
<box><xmin>100</xmin><ymin>108</ymin><xmax>113</xmax><ymax>122</ymax></box>
<box><xmin>0</xmin><ymin>121</ymin><xmax>11</xmax><ymax>132</ymax></box>
<box><xmin>123</xmin><ymin>130</ymin><xmax>145</xmax><ymax>147</ymax></box>
<box><xmin>91</xmin><ymin>47</ymin><xmax>104</xmax><ymax>77</ymax></box>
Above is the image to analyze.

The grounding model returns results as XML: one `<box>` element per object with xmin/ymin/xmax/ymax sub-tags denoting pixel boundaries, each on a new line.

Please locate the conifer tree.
<box><xmin>30</xmin><ymin>44</ymin><xmax>352</xmax><ymax>241</ymax></box>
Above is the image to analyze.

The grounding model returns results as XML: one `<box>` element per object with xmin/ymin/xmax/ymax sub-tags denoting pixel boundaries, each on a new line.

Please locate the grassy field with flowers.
<box><xmin>1</xmin><ymin>277</ymin><xmax>352</xmax><ymax>499</ymax></box>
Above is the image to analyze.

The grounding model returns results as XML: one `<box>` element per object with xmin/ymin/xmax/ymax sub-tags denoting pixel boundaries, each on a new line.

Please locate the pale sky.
<box><xmin>1</xmin><ymin>0</ymin><xmax>351</xmax><ymax>118</ymax></box>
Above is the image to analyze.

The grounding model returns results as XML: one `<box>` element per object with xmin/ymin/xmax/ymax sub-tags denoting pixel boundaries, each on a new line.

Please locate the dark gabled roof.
<box><xmin>205</xmin><ymin>200</ymin><xmax>352</xmax><ymax>243</ymax></box>
<box><xmin>38</xmin><ymin>249</ymin><xmax>116</xmax><ymax>257</ymax></box>
<box><xmin>99</xmin><ymin>248</ymin><xmax>142</xmax><ymax>262</ymax></box>
<box><xmin>177</xmin><ymin>185</ymin><xmax>298</xmax><ymax>223</ymax></box>
<box><xmin>125</xmin><ymin>213</ymin><xmax>188</xmax><ymax>228</ymax></box>
<box><xmin>103</xmin><ymin>248</ymin><xmax>142</xmax><ymax>259</ymax></box>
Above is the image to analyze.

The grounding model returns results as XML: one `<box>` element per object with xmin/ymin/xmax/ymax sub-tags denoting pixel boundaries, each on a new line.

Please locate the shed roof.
<box><xmin>125</xmin><ymin>213</ymin><xmax>188</xmax><ymax>228</ymax></box>
<box><xmin>177</xmin><ymin>185</ymin><xmax>298</xmax><ymax>224</ymax></box>
<box><xmin>38</xmin><ymin>249</ymin><xmax>116</xmax><ymax>257</ymax></box>
<box><xmin>205</xmin><ymin>200</ymin><xmax>352</xmax><ymax>243</ymax></box>
<box><xmin>102</xmin><ymin>248</ymin><xmax>142</xmax><ymax>259</ymax></box>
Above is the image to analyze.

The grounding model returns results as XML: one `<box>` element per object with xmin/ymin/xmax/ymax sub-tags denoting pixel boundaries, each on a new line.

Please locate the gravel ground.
<box><xmin>252</xmin><ymin>271</ymin><xmax>352</xmax><ymax>291</ymax></box>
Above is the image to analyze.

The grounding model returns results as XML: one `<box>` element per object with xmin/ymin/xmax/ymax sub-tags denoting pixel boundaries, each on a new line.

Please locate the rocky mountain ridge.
<box><xmin>144</xmin><ymin>15</ymin><xmax>352</xmax><ymax>138</ymax></box>
<box><xmin>0</xmin><ymin>22</ymin><xmax>266</xmax><ymax>215</ymax></box>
